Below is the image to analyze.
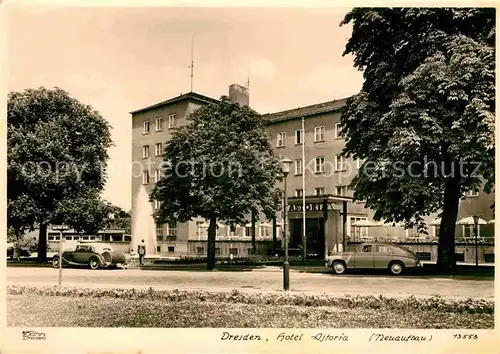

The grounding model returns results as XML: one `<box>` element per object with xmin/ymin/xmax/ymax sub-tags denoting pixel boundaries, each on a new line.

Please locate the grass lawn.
<box><xmin>7</xmin><ymin>294</ymin><xmax>493</xmax><ymax>328</ymax></box>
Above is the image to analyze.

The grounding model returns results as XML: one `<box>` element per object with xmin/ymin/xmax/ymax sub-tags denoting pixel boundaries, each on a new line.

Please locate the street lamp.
<box><xmin>52</xmin><ymin>224</ymin><xmax>69</xmax><ymax>286</ymax></box>
<box><xmin>473</xmin><ymin>215</ymin><xmax>479</xmax><ymax>267</ymax></box>
<box><xmin>281</xmin><ymin>157</ymin><xmax>293</xmax><ymax>291</ymax></box>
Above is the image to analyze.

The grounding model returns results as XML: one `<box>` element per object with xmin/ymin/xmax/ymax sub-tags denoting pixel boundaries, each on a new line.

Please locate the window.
<box><xmin>295</xmin><ymin>159</ymin><xmax>303</xmax><ymax>175</ymax></box>
<box><xmin>90</xmin><ymin>236</ymin><xmax>95</xmax><ymax>240</ymax></box>
<box><xmin>260</xmin><ymin>226</ymin><xmax>270</xmax><ymax>237</ymax></box>
<box><xmin>156</xmin><ymin>117</ymin><xmax>163</xmax><ymax>131</ymax></box>
<box><xmin>154</xmin><ymin>200</ymin><xmax>161</xmax><ymax>210</ymax></box>
<box><xmin>362</xmin><ymin>245</ymin><xmax>372</xmax><ymax>252</ymax></box>
<box><xmin>156</xmin><ymin>246</ymin><xmax>161</xmax><ymax>252</ymax></box>
<box><xmin>156</xmin><ymin>223</ymin><xmax>163</xmax><ymax>241</ymax></box>
<box><xmin>375</xmin><ymin>245</ymin><xmax>391</xmax><ymax>253</ymax></box>
<box><xmin>295</xmin><ymin>129</ymin><xmax>303</xmax><ymax>145</ymax></box>
<box><xmin>295</xmin><ymin>189</ymin><xmax>303</xmax><ymax>197</ymax></box>
<box><xmin>154</xmin><ymin>169</ymin><xmax>161</xmax><ymax>183</ymax></box>
<box><xmin>314</xmin><ymin>126</ymin><xmax>325</xmax><ymax>142</ymax></box>
<box><xmin>465</xmin><ymin>190</ymin><xmax>479</xmax><ymax>197</ymax></box>
<box><xmin>350</xmin><ymin>217</ymin><xmax>367</xmax><ymax>240</ymax></box>
<box><xmin>229</xmin><ymin>248</ymin><xmax>238</xmax><ymax>255</ymax></box>
<box><xmin>167</xmin><ymin>221</ymin><xmax>177</xmax><ymax>237</ymax></box>
<box><xmin>455</xmin><ymin>253</ymin><xmax>465</xmax><ymax>262</ymax></box>
<box><xmin>168</xmin><ymin>114</ymin><xmax>176</xmax><ymax>128</ymax></box>
<box><xmin>484</xmin><ymin>254</ymin><xmax>494</xmax><ymax>263</ymax></box>
<box><xmin>335</xmin><ymin>186</ymin><xmax>347</xmax><ymax>196</ymax></box>
<box><xmin>167</xmin><ymin>246</ymin><xmax>175</xmax><ymax>253</ymax></box>
<box><xmin>82</xmin><ymin>236</ymin><xmax>89</xmax><ymax>240</ymax></box>
<box><xmin>334</xmin><ymin>123</ymin><xmax>344</xmax><ymax>139</ymax></box>
<box><xmin>197</xmin><ymin>247</ymin><xmax>205</xmax><ymax>254</ymax></box>
<box><xmin>314</xmin><ymin>187</ymin><xmax>325</xmax><ymax>196</ymax></box>
<box><xmin>215</xmin><ymin>248</ymin><xmax>221</xmax><ymax>256</ymax></box>
<box><xmin>416</xmin><ymin>252</ymin><xmax>432</xmax><ymax>261</ymax></box>
<box><xmin>65</xmin><ymin>236</ymin><xmax>72</xmax><ymax>240</ymax></box>
<box><xmin>277</xmin><ymin>132</ymin><xmax>286</xmax><ymax>147</ymax></box>
<box><xmin>314</xmin><ymin>157</ymin><xmax>325</xmax><ymax>173</ymax></box>
<box><xmin>143</xmin><ymin>121</ymin><xmax>150</xmax><ymax>134</ymax></box>
<box><xmin>155</xmin><ymin>143</ymin><xmax>163</xmax><ymax>156</ymax></box>
<box><xmin>142</xmin><ymin>171</ymin><xmax>150</xmax><ymax>184</ymax></box>
<box><xmin>142</xmin><ymin>145</ymin><xmax>150</xmax><ymax>159</ymax></box>
<box><xmin>334</xmin><ymin>155</ymin><xmax>345</xmax><ymax>171</ymax></box>
<box><xmin>196</xmin><ymin>221</ymin><xmax>205</xmax><ymax>238</ymax></box>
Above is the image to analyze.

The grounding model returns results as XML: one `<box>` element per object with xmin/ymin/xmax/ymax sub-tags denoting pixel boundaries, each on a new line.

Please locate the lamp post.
<box><xmin>473</xmin><ymin>215</ymin><xmax>479</xmax><ymax>267</ymax></box>
<box><xmin>52</xmin><ymin>224</ymin><xmax>69</xmax><ymax>286</ymax></box>
<box><xmin>281</xmin><ymin>158</ymin><xmax>293</xmax><ymax>291</ymax></box>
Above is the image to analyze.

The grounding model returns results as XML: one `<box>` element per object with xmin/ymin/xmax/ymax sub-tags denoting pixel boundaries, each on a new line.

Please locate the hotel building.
<box><xmin>130</xmin><ymin>85</ymin><xmax>494</xmax><ymax>259</ymax></box>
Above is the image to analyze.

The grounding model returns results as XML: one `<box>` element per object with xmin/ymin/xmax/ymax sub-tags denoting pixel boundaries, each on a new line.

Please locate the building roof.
<box><xmin>129</xmin><ymin>92</ymin><xmax>220</xmax><ymax>114</ymax></box>
<box><xmin>263</xmin><ymin>97</ymin><xmax>349</xmax><ymax>124</ymax></box>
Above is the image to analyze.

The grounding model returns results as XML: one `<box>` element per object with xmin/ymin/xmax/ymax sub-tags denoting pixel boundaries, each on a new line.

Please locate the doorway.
<box><xmin>290</xmin><ymin>218</ymin><xmax>325</xmax><ymax>258</ymax></box>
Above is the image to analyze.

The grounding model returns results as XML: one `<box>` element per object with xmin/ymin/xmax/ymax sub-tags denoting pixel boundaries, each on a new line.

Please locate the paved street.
<box><xmin>6</xmin><ymin>266</ymin><xmax>494</xmax><ymax>299</ymax></box>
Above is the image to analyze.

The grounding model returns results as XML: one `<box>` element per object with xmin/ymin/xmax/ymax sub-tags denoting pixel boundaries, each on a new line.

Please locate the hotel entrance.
<box><xmin>290</xmin><ymin>218</ymin><xmax>325</xmax><ymax>258</ymax></box>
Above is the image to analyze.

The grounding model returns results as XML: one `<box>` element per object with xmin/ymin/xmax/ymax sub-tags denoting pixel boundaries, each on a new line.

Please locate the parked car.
<box><xmin>325</xmin><ymin>242</ymin><xmax>422</xmax><ymax>275</ymax></box>
<box><xmin>51</xmin><ymin>243</ymin><xmax>127</xmax><ymax>270</ymax></box>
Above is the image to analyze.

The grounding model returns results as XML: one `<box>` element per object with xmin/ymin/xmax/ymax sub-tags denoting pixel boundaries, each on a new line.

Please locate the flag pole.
<box><xmin>301</xmin><ymin>117</ymin><xmax>307</xmax><ymax>262</ymax></box>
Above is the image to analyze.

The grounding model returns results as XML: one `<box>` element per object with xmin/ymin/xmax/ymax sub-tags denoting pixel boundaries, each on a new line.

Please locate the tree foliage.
<box><xmin>7</xmin><ymin>87</ymin><xmax>113</xmax><ymax>261</ymax></box>
<box><xmin>151</xmin><ymin>96</ymin><xmax>282</xmax><ymax>270</ymax></box>
<box><xmin>340</xmin><ymin>8</ymin><xmax>495</xmax><ymax>269</ymax></box>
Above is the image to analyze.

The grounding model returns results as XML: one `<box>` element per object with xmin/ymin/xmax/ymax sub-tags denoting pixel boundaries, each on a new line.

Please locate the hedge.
<box><xmin>7</xmin><ymin>285</ymin><xmax>494</xmax><ymax>315</ymax></box>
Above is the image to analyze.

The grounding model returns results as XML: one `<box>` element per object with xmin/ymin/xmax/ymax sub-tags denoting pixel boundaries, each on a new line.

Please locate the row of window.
<box><xmin>294</xmin><ymin>156</ymin><xmax>363</xmax><ymax>175</ymax></box>
<box><xmin>142</xmin><ymin>143</ymin><xmax>163</xmax><ymax>158</ymax></box>
<box><xmin>143</xmin><ymin>114</ymin><xmax>177</xmax><ymax>134</ymax></box>
<box><xmin>276</xmin><ymin>124</ymin><xmax>344</xmax><ymax>148</ymax></box>
<box><xmin>294</xmin><ymin>186</ymin><xmax>348</xmax><ymax>197</ymax></box>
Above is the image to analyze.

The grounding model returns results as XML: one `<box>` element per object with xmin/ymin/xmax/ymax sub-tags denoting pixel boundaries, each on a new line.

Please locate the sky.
<box><xmin>7</xmin><ymin>4</ymin><xmax>363</xmax><ymax>211</ymax></box>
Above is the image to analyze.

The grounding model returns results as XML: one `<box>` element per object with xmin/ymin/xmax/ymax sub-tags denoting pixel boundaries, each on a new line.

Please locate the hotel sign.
<box><xmin>288</xmin><ymin>203</ymin><xmax>336</xmax><ymax>212</ymax></box>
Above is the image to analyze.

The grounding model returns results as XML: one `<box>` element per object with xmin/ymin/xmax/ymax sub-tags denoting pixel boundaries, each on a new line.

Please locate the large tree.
<box><xmin>340</xmin><ymin>8</ymin><xmax>495</xmax><ymax>269</ymax></box>
<box><xmin>151</xmin><ymin>96</ymin><xmax>281</xmax><ymax>270</ymax></box>
<box><xmin>8</xmin><ymin>87</ymin><xmax>113</xmax><ymax>261</ymax></box>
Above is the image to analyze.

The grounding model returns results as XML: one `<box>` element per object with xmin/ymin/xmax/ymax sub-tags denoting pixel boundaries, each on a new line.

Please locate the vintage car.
<box><xmin>325</xmin><ymin>242</ymin><xmax>422</xmax><ymax>275</ymax></box>
<box><xmin>52</xmin><ymin>243</ymin><xmax>127</xmax><ymax>270</ymax></box>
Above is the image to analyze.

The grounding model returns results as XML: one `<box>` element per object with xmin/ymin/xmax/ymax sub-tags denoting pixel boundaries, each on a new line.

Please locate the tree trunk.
<box><xmin>251</xmin><ymin>210</ymin><xmax>256</xmax><ymax>255</ymax></box>
<box><xmin>206</xmin><ymin>216</ymin><xmax>217</xmax><ymax>271</ymax></box>
<box><xmin>37</xmin><ymin>223</ymin><xmax>48</xmax><ymax>263</ymax></box>
<box><xmin>437</xmin><ymin>178</ymin><xmax>461</xmax><ymax>270</ymax></box>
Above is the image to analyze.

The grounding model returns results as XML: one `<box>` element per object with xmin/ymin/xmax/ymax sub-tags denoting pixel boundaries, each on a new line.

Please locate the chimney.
<box><xmin>228</xmin><ymin>84</ymin><xmax>249</xmax><ymax>106</ymax></box>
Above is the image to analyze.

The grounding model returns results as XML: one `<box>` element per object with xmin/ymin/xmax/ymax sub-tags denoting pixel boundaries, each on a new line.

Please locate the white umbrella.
<box><xmin>428</xmin><ymin>218</ymin><xmax>441</xmax><ymax>226</ymax></box>
<box><xmin>456</xmin><ymin>216</ymin><xmax>487</xmax><ymax>225</ymax></box>
<box><xmin>488</xmin><ymin>219</ymin><xmax>495</xmax><ymax>224</ymax></box>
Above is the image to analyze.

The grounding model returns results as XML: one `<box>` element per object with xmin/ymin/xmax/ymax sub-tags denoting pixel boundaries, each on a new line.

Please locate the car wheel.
<box><xmin>52</xmin><ymin>256</ymin><xmax>60</xmax><ymax>268</ymax></box>
<box><xmin>332</xmin><ymin>261</ymin><xmax>346</xmax><ymax>274</ymax></box>
<box><xmin>389</xmin><ymin>261</ymin><xmax>404</xmax><ymax>275</ymax></box>
<box><xmin>89</xmin><ymin>258</ymin><xmax>100</xmax><ymax>270</ymax></box>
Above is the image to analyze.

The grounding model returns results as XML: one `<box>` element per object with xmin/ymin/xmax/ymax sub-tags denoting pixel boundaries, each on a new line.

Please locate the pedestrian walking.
<box><xmin>137</xmin><ymin>239</ymin><xmax>146</xmax><ymax>266</ymax></box>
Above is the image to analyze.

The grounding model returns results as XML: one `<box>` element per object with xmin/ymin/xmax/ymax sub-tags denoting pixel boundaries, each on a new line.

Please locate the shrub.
<box><xmin>7</xmin><ymin>285</ymin><xmax>494</xmax><ymax>315</ymax></box>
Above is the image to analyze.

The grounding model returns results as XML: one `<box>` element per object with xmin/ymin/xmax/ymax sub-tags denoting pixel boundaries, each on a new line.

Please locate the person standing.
<box><xmin>137</xmin><ymin>239</ymin><xmax>146</xmax><ymax>266</ymax></box>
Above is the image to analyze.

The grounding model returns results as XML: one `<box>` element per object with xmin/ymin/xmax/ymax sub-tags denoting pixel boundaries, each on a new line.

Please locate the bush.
<box><xmin>7</xmin><ymin>285</ymin><xmax>494</xmax><ymax>315</ymax></box>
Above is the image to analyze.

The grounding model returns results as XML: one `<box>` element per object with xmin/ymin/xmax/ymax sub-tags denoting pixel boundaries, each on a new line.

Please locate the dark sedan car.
<box><xmin>52</xmin><ymin>243</ymin><xmax>127</xmax><ymax>270</ymax></box>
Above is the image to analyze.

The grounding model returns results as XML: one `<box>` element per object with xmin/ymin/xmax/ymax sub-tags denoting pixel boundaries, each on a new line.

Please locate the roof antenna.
<box><xmin>188</xmin><ymin>34</ymin><xmax>195</xmax><ymax>92</ymax></box>
<box><xmin>245</xmin><ymin>62</ymin><xmax>250</xmax><ymax>91</ymax></box>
